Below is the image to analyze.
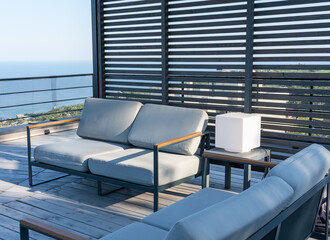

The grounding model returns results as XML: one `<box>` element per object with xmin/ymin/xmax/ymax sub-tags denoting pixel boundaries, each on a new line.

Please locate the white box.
<box><xmin>215</xmin><ymin>113</ymin><xmax>261</xmax><ymax>153</ymax></box>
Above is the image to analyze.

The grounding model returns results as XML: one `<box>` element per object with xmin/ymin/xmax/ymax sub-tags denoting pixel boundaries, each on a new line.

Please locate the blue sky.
<box><xmin>0</xmin><ymin>0</ymin><xmax>92</xmax><ymax>62</ymax></box>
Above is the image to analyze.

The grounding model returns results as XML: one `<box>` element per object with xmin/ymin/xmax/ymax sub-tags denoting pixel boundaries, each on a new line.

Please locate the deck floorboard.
<box><xmin>0</xmin><ymin>130</ymin><xmax>270</xmax><ymax>239</ymax></box>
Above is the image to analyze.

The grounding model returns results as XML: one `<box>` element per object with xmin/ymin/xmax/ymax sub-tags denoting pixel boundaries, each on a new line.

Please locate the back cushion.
<box><xmin>165</xmin><ymin>176</ymin><xmax>294</xmax><ymax>240</ymax></box>
<box><xmin>267</xmin><ymin>144</ymin><xmax>330</xmax><ymax>205</ymax></box>
<box><xmin>77</xmin><ymin>98</ymin><xmax>143</xmax><ymax>144</ymax></box>
<box><xmin>128</xmin><ymin>104</ymin><xmax>208</xmax><ymax>155</ymax></box>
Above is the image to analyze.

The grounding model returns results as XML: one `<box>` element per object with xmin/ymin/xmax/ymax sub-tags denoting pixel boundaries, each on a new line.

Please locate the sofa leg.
<box><xmin>154</xmin><ymin>191</ymin><xmax>159</xmax><ymax>212</ymax></box>
<box><xmin>28</xmin><ymin>162</ymin><xmax>33</xmax><ymax>186</ymax></box>
<box><xmin>29</xmin><ymin>169</ymin><xmax>69</xmax><ymax>187</ymax></box>
<box><xmin>97</xmin><ymin>181</ymin><xmax>103</xmax><ymax>196</ymax></box>
<box><xmin>20</xmin><ymin>224</ymin><xmax>29</xmax><ymax>240</ymax></box>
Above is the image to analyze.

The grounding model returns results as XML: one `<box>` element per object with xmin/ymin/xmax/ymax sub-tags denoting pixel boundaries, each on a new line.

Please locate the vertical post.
<box><xmin>27</xmin><ymin>127</ymin><xmax>33</xmax><ymax>186</ymax></box>
<box><xmin>202</xmin><ymin>157</ymin><xmax>210</xmax><ymax>188</ymax></box>
<box><xmin>309</xmin><ymin>82</ymin><xmax>313</xmax><ymax>136</ymax></box>
<box><xmin>20</xmin><ymin>225</ymin><xmax>29</xmax><ymax>240</ymax></box>
<box><xmin>244</xmin><ymin>0</ymin><xmax>254</xmax><ymax>113</ymax></box>
<box><xmin>161</xmin><ymin>0</ymin><xmax>169</xmax><ymax>105</ymax></box>
<box><xmin>243</xmin><ymin>164</ymin><xmax>251</xmax><ymax>190</ymax></box>
<box><xmin>91</xmin><ymin>0</ymin><xmax>99</xmax><ymax>98</ymax></box>
<box><xmin>153</xmin><ymin>146</ymin><xmax>159</xmax><ymax>212</ymax></box>
<box><xmin>225</xmin><ymin>162</ymin><xmax>231</xmax><ymax>189</ymax></box>
<box><xmin>91</xmin><ymin>0</ymin><xmax>105</xmax><ymax>98</ymax></box>
<box><xmin>97</xmin><ymin>181</ymin><xmax>102</xmax><ymax>196</ymax></box>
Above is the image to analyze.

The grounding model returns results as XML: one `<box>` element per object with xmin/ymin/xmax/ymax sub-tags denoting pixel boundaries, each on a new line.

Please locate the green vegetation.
<box><xmin>255</xmin><ymin>69</ymin><xmax>329</xmax><ymax>138</ymax></box>
<box><xmin>0</xmin><ymin>104</ymin><xmax>83</xmax><ymax>128</ymax></box>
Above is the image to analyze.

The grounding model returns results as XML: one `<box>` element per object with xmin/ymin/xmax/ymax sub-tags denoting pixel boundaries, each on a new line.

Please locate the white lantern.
<box><xmin>215</xmin><ymin>113</ymin><xmax>261</xmax><ymax>153</ymax></box>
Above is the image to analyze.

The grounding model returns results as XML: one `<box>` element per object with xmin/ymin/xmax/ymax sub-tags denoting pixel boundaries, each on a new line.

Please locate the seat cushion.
<box><xmin>165</xmin><ymin>176</ymin><xmax>294</xmax><ymax>240</ymax></box>
<box><xmin>100</xmin><ymin>222</ymin><xmax>168</xmax><ymax>240</ymax></box>
<box><xmin>34</xmin><ymin>138</ymin><xmax>130</xmax><ymax>172</ymax></box>
<box><xmin>88</xmin><ymin>148</ymin><xmax>201</xmax><ymax>186</ymax></box>
<box><xmin>128</xmin><ymin>104</ymin><xmax>208</xmax><ymax>155</ymax></box>
<box><xmin>267</xmin><ymin>144</ymin><xmax>330</xmax><ymax>205</ymax></box>
<box><xmin>143</xmin><ymin>188</ymin><xmax>236</xmax><ymax>231</ymax></box>
<box><xmin>77</xmin><ymin>98</ymin><xmax>143</xmax><ymax>144</ymax></box>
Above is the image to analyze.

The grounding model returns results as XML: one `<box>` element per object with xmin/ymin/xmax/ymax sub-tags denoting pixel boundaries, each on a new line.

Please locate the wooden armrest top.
<box><xmin>20</xmin><ymin>218</ymin><xmax>89</xmax><ymax>240</ymax></box>
<box><xmin>27</xmin><ymin>118</ymin><xmax>80</xmax><ymax>129</ymax></box>
<box><xmin>154</xmin><ymin>132</ymin><xmax>203</xmax><ymax>148</ymax></box>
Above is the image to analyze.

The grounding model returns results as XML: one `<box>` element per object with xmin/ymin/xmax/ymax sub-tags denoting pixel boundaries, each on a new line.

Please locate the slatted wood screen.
<box><xmin>93</xmin><ymin>0</ymin><xmax>330</xmax><ymax>160</ymax></box>
<box><xmin>102</xmin><ymin>0</ymin><xmax>163</xmax><ymax>104</ymax></box>
<box><xmin>252</xmin><ymin>0</ymin><xmax>330</xmax><ymax>159</ymax></box>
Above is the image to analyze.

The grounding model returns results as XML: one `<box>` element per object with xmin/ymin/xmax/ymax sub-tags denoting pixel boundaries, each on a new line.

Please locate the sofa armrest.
<box><xmin>20</xmin><ymin>218</ymin><xmax>89</xmax><ymax>240</ymax></box>
<box><xmin>154</xmin><ymin>132</ymin><xmax>203</xmax><ymax>149</ymax></box>
<box><xmin>27</xmin><ymin>118</ymin><xmax>80</xmax><ymax>129</ymax></box>
<box><xmin>152</xmin><ymin>132</ymin><xmax>207</xmax><ymax>211</ymax></box>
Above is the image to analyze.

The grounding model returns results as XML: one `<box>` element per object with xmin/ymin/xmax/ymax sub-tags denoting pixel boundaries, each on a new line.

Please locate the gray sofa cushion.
<box><xmin>100</xmin><ymin>222</ymin><xmax>167</xmax><ymax>240</ymax></box>
<box><xmin>143</xmin><ymin>188</ymin><xmax>236</xmax><ymax>231</ymax></box>
<box><xmin>34</xmin><ymin>138</ymin><xmax>130</xmax><ymax>172</ymax></box>
<box><xmin>165</xmin><ymin>176</ymin><xmax>294</xmax><ymax>240</ymax></box>
<box><xmin>267</xmin><ymin>144</ymin><xmax>330</xmax><ymax>205</ymax></box>
<box><xmin>128</xmin><ymin>104</ymin><xmax>208</xmax><ymax>155</ymax></box>
<box><xmin>77</xmin><ymin>98</ymin><xmax>143</xmax><ymax>144</ymax></box>
<box><xmin>88</xmin><ymin>148</ymin><xmax>201</xmax><ymax>186</ymax></box>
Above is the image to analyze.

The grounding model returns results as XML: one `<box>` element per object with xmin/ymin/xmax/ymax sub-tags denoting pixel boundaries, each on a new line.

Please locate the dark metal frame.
<box><xmin>27</xmin><ymin>121</ymin><xmax>210</xmax><ymax>212</ymax></box>
<box><xmin>248</xmin><ymin>174</ymin><xmax>330</xmax><ymax>240</ymax></box>
<box><xmin>19</xmin><ymin>174</ymin><xmax>330</xmax><ymax>240</ymax></box>
<box><xmin>202</xmin><ymin>148</ymin><xmax>273</xmax><ymax>190</ymax></box>
<box><xmin>91</xmin><ymin>0</ymin><xmax>105</xmax><ymax>98</ymax></box>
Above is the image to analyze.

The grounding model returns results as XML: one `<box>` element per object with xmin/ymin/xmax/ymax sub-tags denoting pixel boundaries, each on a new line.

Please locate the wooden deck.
<box><xmin>0</xmin><ymin>130</ymin><xmax>264</xmax><ymax>239</ymax></box>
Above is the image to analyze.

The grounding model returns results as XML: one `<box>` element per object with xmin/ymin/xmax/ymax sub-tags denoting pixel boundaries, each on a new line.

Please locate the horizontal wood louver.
<box><xmin>167</xmin><ymin>0</ymin><xmax>248</xmax><ymax>131</ymax></box>
<box><xmin>102</xmin><ymin>0</ymin><xmax>163</xmax><ymax>103</ymax></box>
<box><xmin>97</xmin><ymin>0</ymin><xmax>330</xmax><ymax>161</ymax></box>
<box><xmin>252</xmin><ymin>0</ymin><xmax>330</xmax><ymax>159</ymax></box>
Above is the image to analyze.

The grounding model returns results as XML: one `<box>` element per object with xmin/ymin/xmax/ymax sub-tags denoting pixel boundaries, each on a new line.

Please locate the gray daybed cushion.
<box><xmin>143</xmin><ymin>188</ymin><xmax>236</xmax><ymax>231</ymax></box>
<box><xmin>100</xmin><ymin>222</ymin><xmax>168</xmax><ymax>240</ymax></box>
<box><xmin>88</xmin><ymin>148</ymin><xmax>201</xmax><ymax>186</ymax></box>
<box><xmin>34</xmin><ymin>138</ymin><xmax>130</xmax><ymax>172</ymax></box>
<box><xmin>77</xmin><ymin>98</ymin><xmax>143</xmax><ymax>144</ymax></box>
<box><xmin>165</xmin><ymin>176</ymin><xmax>294</xmax><ymax>240</ymax></box>
<box><xmin>128</xmin><ymin>104</ymin><xmax>208</xmax><ymax>155</ymax></box>
<box><xmin>267</xmin><ymin>143</ymin><xmax>330</xmax><ymax>205</ymax></box>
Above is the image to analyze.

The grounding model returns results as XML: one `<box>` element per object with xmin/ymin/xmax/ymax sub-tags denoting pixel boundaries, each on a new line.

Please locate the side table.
<box><xmin>202</xmin><ymin>147</ymin><xmax>277</xmax><ymax>190</ymax></box>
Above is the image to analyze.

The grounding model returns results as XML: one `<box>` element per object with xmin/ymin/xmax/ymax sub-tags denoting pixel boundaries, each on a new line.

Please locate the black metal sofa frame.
<box><xmin>19</xmin><ymin>173</ymin><xmax>330</xmax><ymax>240</ymax></box>
<box><xmin>26</xmin><ymin>118</ymin><xmax>210</xmax><ymax>212</ymax></box>
<box><xmin>249</xmin><ymin>174</ymin><xmax>330</xmax><ymax>240</ymax></box>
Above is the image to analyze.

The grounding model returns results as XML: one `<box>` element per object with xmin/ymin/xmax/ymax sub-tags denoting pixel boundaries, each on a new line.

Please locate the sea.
<box><xmin>0</xmin><ymin>61</ymin><xmax>93</xmax><ymax>120</ymax></box>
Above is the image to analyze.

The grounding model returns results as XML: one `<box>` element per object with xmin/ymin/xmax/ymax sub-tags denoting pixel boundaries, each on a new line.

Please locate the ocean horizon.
<box><xmin>0</xmin><ymin>61</ymin><xmax>93</xmax><ymax>120</ymax></box>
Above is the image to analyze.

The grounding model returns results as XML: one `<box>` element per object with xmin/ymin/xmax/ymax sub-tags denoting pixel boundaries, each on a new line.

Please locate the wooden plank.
<box><xmin>20</xmin><ymin>218</ymin><xmax>89</xmax><ymax>240</ymax></box>
<box><xmin>4</xmin><ymin>201</ymin><xmax>99</xmax><ymax>239</ymax></box>
<box><xmin>155</xmin><ymin>132</ymin><xmax>202</xmax><ymax>148</ymax></box>
<box><xmin>0</xmin><ymin>225</ymin><xmax>20</xmax><ymax>240</ymax></box>
<box><xmin>27</xmin><ymin>118</ymin><xmax>80</xmax><ymax>129</ymax></box>
<box><xmin>32</xmin><ymin>192</ymin><xmax>135</xmax><ymax>227</ymax></box>
<box><xmin>20</xmin><ymin>196</ymin><xmax>123</xmax><ymax>233</ymax></box>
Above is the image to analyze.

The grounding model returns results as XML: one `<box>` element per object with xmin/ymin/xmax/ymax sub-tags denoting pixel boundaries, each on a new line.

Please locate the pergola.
<box><xmin>90</xmin><ymin>0</ymin><xmax>330</xmax><ymax>159</ymax></box>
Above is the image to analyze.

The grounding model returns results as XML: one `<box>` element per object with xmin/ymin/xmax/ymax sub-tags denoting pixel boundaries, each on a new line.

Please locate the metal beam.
<box><xmin>91</xmin><ymin>0</ymin><xmax>105</xmax><ymax>98</ymax></box>
<box><xmin>161</xmin><ymin>0</ymin><xmax>169</xmax><ymax>104</ymax></box>
<box><xmin>91</xmin><ymin>0</ymin><xmax>99</xmax><ymax>98</ymax></box>
<box><xmin>244</xmin><ymin>0</ymin><xmax>255</xmax><ymax>113</ymax></box>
